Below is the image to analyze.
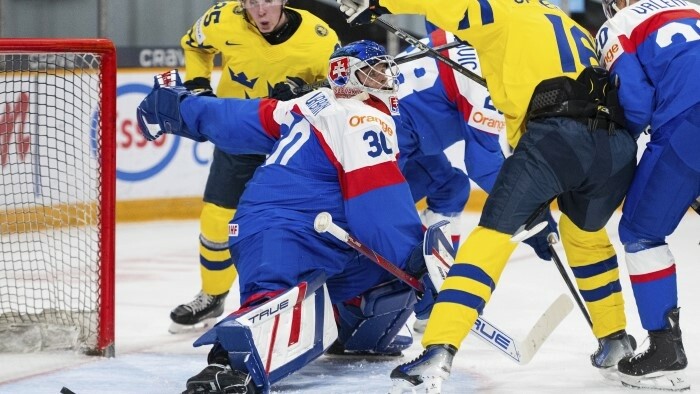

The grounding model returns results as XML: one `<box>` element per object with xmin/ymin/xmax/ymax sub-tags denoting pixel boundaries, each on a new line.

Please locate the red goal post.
<box><xmin>0</xmin><ymin>38</ymin><xmax>116</xmax><ymax>356</ymax></box>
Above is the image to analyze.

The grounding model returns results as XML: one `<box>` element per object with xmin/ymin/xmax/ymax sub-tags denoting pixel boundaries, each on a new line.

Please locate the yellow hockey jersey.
<box><xmin>181</xmin><ymin>2</ymin><xmax>339</xmax><ymax>99</ymax></box>
<box><xmin>381</xmin><ymin>0</ymin><xmax>598</xmax><ymax>147</ymax></box>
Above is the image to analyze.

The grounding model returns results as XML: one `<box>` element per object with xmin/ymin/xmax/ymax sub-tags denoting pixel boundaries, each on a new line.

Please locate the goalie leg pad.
<box><xmin>336</xmin><ymin>280</ymin><xmax>416</xmax><ymax>354</ymax></box>
<box><xmin>192</xmin><ymin>272</ymin><xmax>337</xmax><ymax>391</ymax></box>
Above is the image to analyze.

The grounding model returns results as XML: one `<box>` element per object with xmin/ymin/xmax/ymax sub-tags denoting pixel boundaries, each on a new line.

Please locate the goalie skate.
<box><xmin>169</xmin><ymin>291</ymin><xmax>228</xmax><ymax>334</ymax></box>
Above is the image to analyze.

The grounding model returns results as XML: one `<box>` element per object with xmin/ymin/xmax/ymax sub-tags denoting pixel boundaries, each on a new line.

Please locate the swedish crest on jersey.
<box><xmin>315</xmin><ymin>25</ymin><xmax>328</xmax><ymax>37</ymax></box>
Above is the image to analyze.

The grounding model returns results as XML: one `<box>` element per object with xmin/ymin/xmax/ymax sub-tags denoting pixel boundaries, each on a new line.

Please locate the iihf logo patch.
<box><xmin>389</xmin><ymin>96</ymin><xmax>399</xmax><ymax>115</ymax></box>
<box><xmin>229</xmin><ymin>223</ymin><xmax>239</xmax><ymax>237</ymax></box>
<box><xmin>329</xmin><ymin>58</ymin><xmax>349</xmax><ymax>86</ymax></box>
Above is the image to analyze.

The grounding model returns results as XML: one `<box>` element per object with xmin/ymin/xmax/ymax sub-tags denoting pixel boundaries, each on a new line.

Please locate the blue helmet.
<box><xmin>327</xmin><ymin>40</ymin><xmax>399</xmax><ymax>105</ymax></box>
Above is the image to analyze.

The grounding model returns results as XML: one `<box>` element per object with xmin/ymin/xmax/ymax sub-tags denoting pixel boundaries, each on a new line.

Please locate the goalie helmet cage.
<box><xmin>0</xmin><ymin>38</ymin><xmax>116</xmax><ymax>356</ymax></box>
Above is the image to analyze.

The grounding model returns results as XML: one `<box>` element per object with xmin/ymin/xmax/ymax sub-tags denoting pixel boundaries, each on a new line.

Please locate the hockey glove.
<box><xmin>405</xmin><ymin>243</ymin><xmax>438</xmax><ymax>320</ymax></box>
<box><xmin>269</xmin><ymin>76</ymin><xmax>307</xmax><ymax>101</ymax></box>
<box><xmin>522</xmin><ymin>210</ymin><xmax>558</xmax><ymax>261</ymax></box>
<box><xmin>337</xmin><ymin>0</ymin><xmax>390</xmax><ymax>25</ymax></box>
<box><xmin>183</xmin><ymin>77</ymin><xmax>215</xmax><ymax>97</ymax></box>
<box><xmin>136</xmin><ymin>72</ymin><xmax>207</xmax><ymax>142</ymax></box>
<box><xmin>413</xmin><ymin>278</ymin><xmax>437</xmax><ymax>320</ymax></box>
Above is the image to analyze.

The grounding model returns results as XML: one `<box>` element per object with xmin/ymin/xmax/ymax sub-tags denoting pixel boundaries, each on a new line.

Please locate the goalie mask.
<box><xmin>327</xmin><ymin>40</ymin><xmax>400</xmax><ymax>114</ymax></box>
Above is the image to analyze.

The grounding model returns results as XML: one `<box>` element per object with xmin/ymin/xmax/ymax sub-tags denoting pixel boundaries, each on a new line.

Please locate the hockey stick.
<box><xmin>313</xmin><ymin>212</ymin><xmax>573</xmax><ymax>365</ymax></box>
<box><xmin>373</xmin><ymin>18</ymin><xmax>488</xmax><ymax>88</ymax></box>
<box><xmin>510</xmin><ymin>199</ymin><xmax>595</xmax><ymax>328</ymax></box>
<box><xmin>511</xmin><ymin>198</ymin><xmax>555</xmax><ymax>242</ymax></box>
<box><xmin>546</xmin><ymin>232</ymin><xmax>594</xmax><ymax>328</ymax></box>
<box><xmin>314</xmin><ymin>212</ymin><xmax>424</xmax><ymax>291</ymax></box>
<box><xmin>292</xmin><ymin>41</ymin><xmax>463</xmax><ymax>96</ymax></box>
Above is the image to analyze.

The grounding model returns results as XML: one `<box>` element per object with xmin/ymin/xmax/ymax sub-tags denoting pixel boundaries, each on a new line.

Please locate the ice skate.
<box><xmin>389</xmin><ymin>344</ymin><xmax>457</xmax><ymax>394</ymax></box>
<box><xmin>182</xmin><ymin>364</ymin><xmax>257</xmax><ymax>394</ymax></box>
<box><xmin>412</xmin><ymin>318</ymin><xmax>428</xmax><ymax>334</ymax></box>
<box><xmin>590</xmin><ymin>329</ymin><xmax>636</xmax><ymax>380</ymax></box>
<box><xmin>618</xmin><ymin>308</ymin><xmax>690</xmax><ymax>391</ymax></box>
<box><xmin>169</xmin><ymin>290</ymin><xmax>228</xmax><ymax>334</ymax></box>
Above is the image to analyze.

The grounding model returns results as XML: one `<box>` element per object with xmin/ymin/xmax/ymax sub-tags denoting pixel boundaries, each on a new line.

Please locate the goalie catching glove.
<box><xmin>136</xmin><ymin>69</ymin><xmax>208</xmax><ymax>143</ymax></box>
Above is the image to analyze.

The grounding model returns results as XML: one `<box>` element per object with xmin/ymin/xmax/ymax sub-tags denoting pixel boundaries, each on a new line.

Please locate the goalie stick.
<box><xmin>292</xmin><ymin>40</ymin><xmax>464</xmax><ymax>96</ymax></box>
<box><xmin>313</xmin><ymin>212</ymin><xmax>573</xmax><ymax>365</ymax></box>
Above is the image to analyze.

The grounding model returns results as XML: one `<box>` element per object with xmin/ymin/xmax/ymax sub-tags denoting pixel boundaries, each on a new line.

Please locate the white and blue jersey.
<box><xmin>180</xmin><ymin>89</ymin><xmax>423</xmax><ymax>302</ymax></box>
<box><xmin>596</xmin><ymin>0</ymin><xmax>700</xmax><ymax>137</ymax></box>
<box><xmin>596</xmin><ymin>0</ymin><xmax>700</xmax><ymax>331</ymax></box>
<box><xmin>396</xmin><ymin>29</ymin><xmax>505</xmax><ymax>212</ymax></box>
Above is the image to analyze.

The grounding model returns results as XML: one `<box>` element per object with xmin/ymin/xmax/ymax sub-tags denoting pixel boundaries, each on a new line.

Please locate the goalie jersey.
<box><xmin>180</xmin><ymin>89</ymin><xmax>423</xmax><ymax>272</ymax></box>
<box><xmin>595</xmin><ymin>0</ymin><xmax>700</xmax><ymax>137</ymax></box>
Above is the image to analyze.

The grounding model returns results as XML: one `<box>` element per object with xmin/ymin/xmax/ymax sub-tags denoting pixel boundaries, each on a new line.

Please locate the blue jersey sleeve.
<box><xmin>180</xmin><ymin>96</ymin><xmax>280</xmax><ymax>154</ymax></box>
<box><xmin>611</xmin><ymin>54</ymin><xmax>655</xmax><ymax>137</ymax></box>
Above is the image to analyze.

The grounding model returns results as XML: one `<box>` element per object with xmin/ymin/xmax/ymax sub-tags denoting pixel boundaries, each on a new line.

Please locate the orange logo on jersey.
<box><xmin>349</xmin><ymin>115</ymin><xmax>394</xmax><ymax>136</ymax></box>
<box><xmin>603</xmin><ymin>43</ymin><xmax>620</xmax><ymax>68</ymax></box>
<box><xmin>472</xmin><ymin>111</ymin><xmax>505</xmax><ymax>132</ymax></box>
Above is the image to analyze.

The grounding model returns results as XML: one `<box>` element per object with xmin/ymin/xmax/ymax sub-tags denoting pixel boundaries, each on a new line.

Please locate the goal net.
<box><xmin>0</xmin><ymin>39</ymin><xmax>116</xmax><ymax>356</ymax></box>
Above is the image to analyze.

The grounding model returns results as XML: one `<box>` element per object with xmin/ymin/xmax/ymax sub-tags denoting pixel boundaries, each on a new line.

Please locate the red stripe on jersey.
<box><xmin>430</xmin><ymin>30</ymin><xmax>475</xmax><ymax>121</ymax></box>
<box><xmin>342</xmin><ymin>160</ymin><xmax>406</xmax><ymax>200</ymax></box>
<box><xmin>288</xmin><ymin>282</ymin><xmax>307</xmax><ymax>346</ymax></box>
<box><xmin>630</xmin><ymin>264</ymin><xmax>676</xmax><ymax>284</ymax></box>
<box><xmin>312</xmin><ymin>127</ymin><xmax>344</xmax><ymax>173</ymax></box>
<box><xmin>258</xmin><ymin>99</ymin><xmax>281</xmax><ymax>139</ymax></box>
<box><xmin>311</xmin><ymin>124</ymin><xmax>405</xmax><ymax>199</ymax></box>
<box><xmin>265</xmin><ymin>314</ymin><xmax>281</xmax><ymax>373</ymax></box>
<box><xmin>628</xmin><ymin>9</ymin><xmax>700</xmax><ymax>50</ymax></box>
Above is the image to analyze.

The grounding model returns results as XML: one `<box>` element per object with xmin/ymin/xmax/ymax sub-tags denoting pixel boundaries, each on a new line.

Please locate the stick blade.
<box><xmin>517</xmin><ymin>293</ymin><xmax>574</xmax><ymax>365</ymax></box>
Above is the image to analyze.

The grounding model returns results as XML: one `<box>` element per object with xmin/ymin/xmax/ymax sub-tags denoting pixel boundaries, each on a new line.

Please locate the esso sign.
<box><xmin>115</xmin><ymin>83</ymin><xmax>181</xmax><ymax>182</ymax></box>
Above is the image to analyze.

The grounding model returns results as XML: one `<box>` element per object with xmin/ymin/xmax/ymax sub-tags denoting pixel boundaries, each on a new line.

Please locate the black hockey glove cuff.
<box><xmin>269</xmin><ymin>76</ymin><xmax>307</xmax><ymax>101</ymax></box>
<box><xmin>184</xmin><ymin>77</ymin><xmax>216</xmax><ymax>97</ymax></box>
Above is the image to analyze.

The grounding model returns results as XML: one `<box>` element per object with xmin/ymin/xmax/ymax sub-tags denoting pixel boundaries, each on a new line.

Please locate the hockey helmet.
<box><xmin>327</xmin><ymin>40</ymin><xmax>400</xmax><ymax>111</ymax></box>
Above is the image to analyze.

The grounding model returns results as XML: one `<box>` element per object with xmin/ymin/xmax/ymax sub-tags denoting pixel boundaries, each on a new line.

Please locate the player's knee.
<box><xmin>336</xmin><ymin>280</ymin><xmax>416</xmax><ymax>353</ymax></box>
<box><xmin>618</xmin><ymin>220</ymin><xmax>665</xmax><ymax>253</ymax></box>
<box><xmin>200</xmin><ymin>203</ymin><xmax>236</xmax><ymax>240</ymax></box>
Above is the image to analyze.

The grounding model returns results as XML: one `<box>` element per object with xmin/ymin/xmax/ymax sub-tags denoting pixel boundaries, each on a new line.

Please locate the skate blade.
<box><xmin>620</xmin><ymin>370</ymin><xmax>691</xmax><ymax>391</ymax></box>
<box><xmin>168</xmin><ymin>317</ymin><xmax>217</xmax><ymax>335</ymax></box>
<box><xmin>598</xmin><ymin>366</ymin><xmax>622</xmax><ymax>381</ymax></box>
<box><xmin>389</xmin><ymin>377</ymin><xmax>444</xmax><ymax>394</ymax></box>
<box><xmin>412</xmin><ymin>319</ymin><xmax>427</xmax><ymax>334</ymax></box>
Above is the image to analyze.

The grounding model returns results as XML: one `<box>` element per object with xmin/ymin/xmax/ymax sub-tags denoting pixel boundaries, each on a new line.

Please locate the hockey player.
<box><xmin>170</xmin><ymin>0</ymin><xmax>338</xmax><ymax>333</ymax></box>
<box><xmin>396</xmin><ymin>28</ymin><xmax>505</xmax><ymax>252</ymax></box>
<box><xmin>137</xmin><ymin>41</ymin><xmax>436</xmax><ymax>394</ymax></box>
<box><xmin>596</xmin><ymin>0</ymin><xmax>700</xmax><ymax>390</ymax></box>
<box><xmin>336</xmin><ymin>0</ymin><xmax>639</xmax><ymax>391</ymax></box>
<box><xmin>393</xmin><ymin>29</ymin><xmax>557</xmax><ymax>333</ymax></box>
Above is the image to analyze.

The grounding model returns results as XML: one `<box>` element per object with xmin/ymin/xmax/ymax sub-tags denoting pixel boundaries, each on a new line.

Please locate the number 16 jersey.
<box><xmin>380</xmin><ymin>0</ymin><xmax>598</xmax><ymax>147</ymax></box>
